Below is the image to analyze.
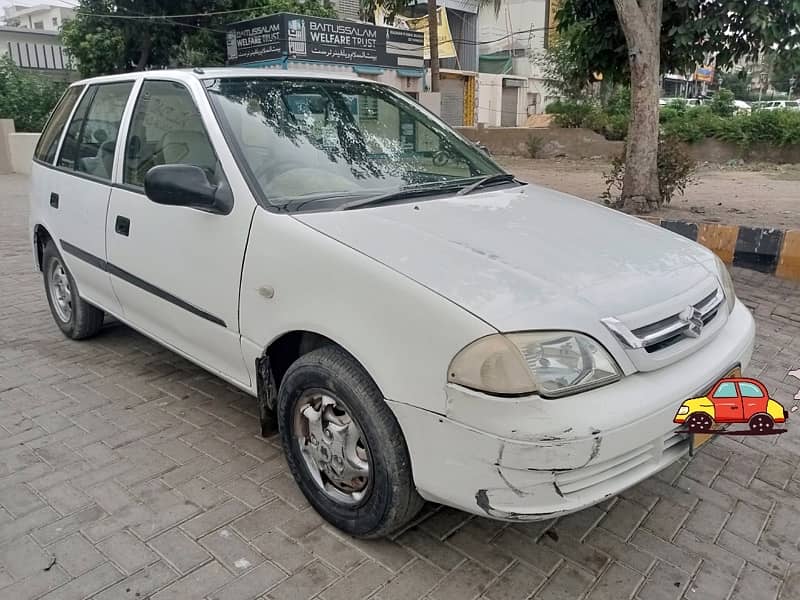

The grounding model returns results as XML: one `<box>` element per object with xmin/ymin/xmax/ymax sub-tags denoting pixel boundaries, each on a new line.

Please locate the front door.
<box><xmin>105</xmin><ymin>78</ymin><xmax>254</xmax><ymax>386</ymax></box>
<box><xmin>710</xmin><ymin>381</ymin><xmax>744</xmax><ymax>422</ymax></box>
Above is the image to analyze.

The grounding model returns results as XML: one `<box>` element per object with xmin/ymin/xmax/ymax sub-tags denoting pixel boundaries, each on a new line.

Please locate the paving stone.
<box><xmin>182</xmin><ymin>498</ymin><xmax>249</xmax><ymax>539</ymax></box>
<box><xmin>373</xmin><ymin>559</ymin><xmax>441</xmax><ymax>600</ymax></box>
<box><xmin>300</xmin><ymin>527</ymin><xmax>365</xmax><ymax>573</ymax></box>
<box><xmin>599</xmin><ymin>499</ymin><xmax>648</xmax><ymax>541</ymax></box>
<box><xmin>150</xmin><ymin>527</ymin><xmax>213</xmax><ymax>574</ymax></box>
<box><xmin>49</xmin><ymin>533</ymin><xmax>105</xmax><ymax>577</ymax></box>
<box><xmin>725</xmin><ymin>501</ymin><xmax>769</xmax><ymax>543</ymax></box>
<box><xmin>730</xmin><ymin>563</ymin><xmax>781</xmax><ymax>600</ymax></box>
<box><xmin>0</xmin><ymin>564</ymin><xmax>68</xmax><ymax>600</ymax></box>
<box><xmin>0</xmin><ymin>484</ymin><xmax>44</xmax><ymax>517</ymax></box>
<box><xmin>199</xmin><ymin>526</ymin><xmax>265</xmax><ymax>573</ymax></box>
<box><xmin>429</xmin><ymin>559</ymin><xmax>494</xmax><ymax>600</ymax></box>
<box><xmin>397</xmin><ymin>527</ymin><xmax>465</xmax><ymax>572</ymax></box>
<box><xmin>482</xmin><ymin>561</ymin><xmax>545</xmax><ymax>600</ymax></box>
<box><xmin>266</xmin><ymin>560</ymin><xmax>338</xmax><ymax>600</ymax></box>
<box><xmin>38</xmin><ymin>562</ymin><xmax>123</xmax><ymax>600</ymax></box>
<box><xmin>208</xmin><ymin>561</ymin><xmax>286</xmax><ymax>600</ymax></box>
<box><xmin>635</xmin><ymin>561</ymin><xmax>690</xmax><ymax>600</ymax></box>
<box><xmin>683</xmin><ymin>563</ymin><xmax>735</xmax><ymax>600</ymax></box>
<box><xmin>320</xmin><ymin>560</ymin><xmax>393</xmax><ymax>600</ymax></box>
<box><xmin>251</xmin><ymin>529</ymin><xmax>314</xmax><ymax>573</ymax></box>
<box><xmin>151</xmin><ymin>560</ymin><xmax>233</xmax><ymax>600</ymax></box>
<box><xmin>0</xmin><ymin>534</ymin><xmax>51</xmax><ymax>579</ymax></box>
<box><xmin>585</xmin><ymin>562</ymin><xmax>642</xmax><ymax>600</ymax></box>
<box><xmin>533</xmin><ymin>563</ymin><xmax>594</xmax><ymax>600</ymax></box>
<box><xmin>97</xmin><ymin>530</ymin><xmax>158</xmax><ymax>574</ymax></box>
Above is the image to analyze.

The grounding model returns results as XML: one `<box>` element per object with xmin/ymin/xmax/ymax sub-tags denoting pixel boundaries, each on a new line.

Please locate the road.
<box><xmin>2</xmin><ymin>174</ymin><xmax>800</xmax><ymax>600</ymax></box>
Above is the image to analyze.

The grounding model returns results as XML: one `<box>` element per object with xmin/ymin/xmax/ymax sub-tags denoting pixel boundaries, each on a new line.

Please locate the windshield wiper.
<box><xmin>456</xmin><ymin>173</ymin><xmax>518</xmax><ymax>196</ymax></box>
<box><xmin>337</xmin><ymin>182</ymin><xmax>461</xmax><ymax>211</ymax></box>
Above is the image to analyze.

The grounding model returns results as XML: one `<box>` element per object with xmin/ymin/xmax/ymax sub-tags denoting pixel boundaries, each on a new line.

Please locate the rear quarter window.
<box><xmin>34</xmin><ymin>85</ymin><xmax>85</xmax><ymax>164</ymax></box>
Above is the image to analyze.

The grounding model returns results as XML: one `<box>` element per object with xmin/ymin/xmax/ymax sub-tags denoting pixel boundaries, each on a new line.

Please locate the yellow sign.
<box><xmin>393</xmin><ymin>8</ymin><xmax>457</xmax><ymax>60</ymax></box>
<box><xmin>545</xmin><ymin>0</ymin><xmax>563</xmax><ymax>48</ymax></box>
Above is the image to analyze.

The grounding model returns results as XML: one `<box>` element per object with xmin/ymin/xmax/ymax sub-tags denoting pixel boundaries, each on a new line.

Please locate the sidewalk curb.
<box><xmin>639</xmin><ymin>217</ymin><xmax>800</xmax><ymax>281</ymax></box>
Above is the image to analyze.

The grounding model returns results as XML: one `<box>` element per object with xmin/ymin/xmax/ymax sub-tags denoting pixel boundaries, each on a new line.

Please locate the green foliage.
<box><xmin>526</xmin><ymin>135</ymin><xmax>545</xmax><ymax>159</ymax></box>
<box><xmin>719</xmin><ymin>70</ymin><xmax>756</xmax><ymax>101</ymax></box>
<box><xmin>0</xmin><ymin>56</ymin><xmax>68</xmax><ymax>132</ymax></box>
<box><xmin>604</xmin><ymin>136</ymin><xmax>697</xmax><ymax>206</ymax></box>
<box><xmin>62</xmin><ymin>0</ymin><xmax>337</xmax><ymax>78</ymax></box>
<box><xmin>557</xmin><ymin>0</ymin><xmax>800</xmax><ymax>87</ymax></box>
<box><xmin>708</xmin><ymin>89</ymin><xmax>736</xmax><ymax>117</ymax></box>
<box><xmin>536</xmin><ymin>23</ymin><xmax>600</xmax><ymax>99</ymax></box>
<box><xmin>769</xmin><ymin>49</ymin><xmax>800</xmax><ymax>93</ymax></box>
<box><xmin>546</xmin><ymin>89</ymin><xmax>630</xmax><ymax>141</ymax></box>
<box><xmin>661</xmin><ymin>104</ymin><xmax>800</xmax><ymax>147</ymax></box>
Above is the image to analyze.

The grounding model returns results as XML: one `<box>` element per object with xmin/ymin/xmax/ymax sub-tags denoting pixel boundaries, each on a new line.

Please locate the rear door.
<box><xmin>738</xmin><ymin>381</ymin><xmax>768</xmax><ymax>418</ymax></box>
<box><xmin>50</xmin><ymin>81</ymin><xmax>134</xmax><ymax>313</ymax></box>
<box><xmin>105</xmin><ymin>78</ymin><xmax>254</xmax><ymax>385</ymax></box>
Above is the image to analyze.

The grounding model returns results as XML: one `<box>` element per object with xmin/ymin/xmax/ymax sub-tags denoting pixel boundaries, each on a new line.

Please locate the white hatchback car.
<box><xmin>30</xmin><ymin>69</ymin><xmax>755</xmax><ymax>538</ymax></box>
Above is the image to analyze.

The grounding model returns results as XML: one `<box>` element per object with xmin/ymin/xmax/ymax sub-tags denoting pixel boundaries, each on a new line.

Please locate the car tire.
<box><xmin>42</xmin><ymin>241</ymin><xmax>104</xmax><ymax>340</ymax></box>
<box><xmin>276</xmin><ymin>345</ymin><xmax>424</xmax><ymax>538</ymax></box>
<box><xmin>686</xmin><ymin>412</ymin><xmax>713</xmax><ymax>432</ymax></box>
<box><xmin>748</xmin><ymin>413</ymin><xmax>774</xmax><ymax>433</ymax></box>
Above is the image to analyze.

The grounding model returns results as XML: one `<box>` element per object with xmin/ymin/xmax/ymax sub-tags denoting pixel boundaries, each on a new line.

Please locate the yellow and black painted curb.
<box><xmin>639</xmin><ymin>218</ymin><xmax>800</xmax><ymax>281</ymax></box>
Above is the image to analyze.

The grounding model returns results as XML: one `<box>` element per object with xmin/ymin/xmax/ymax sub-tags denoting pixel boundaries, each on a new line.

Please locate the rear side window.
<box><xmin>739</xmin><ymin>382</ymin><xmax>764</xmax><ymax>398</ymax></box>
<box><xmin>124</xmin><ymin>80</ymin><xmax>221</xmax><ymax>188</ymax></box>
<box><xmin>57</xmin><ymin>81</ymin><xmax>133</xmax><ymax>181</ymax></box>
<box><xmin>34</xmin><ymin>85</ymin><xmax>84</xmax><ymax>164</ymax></box>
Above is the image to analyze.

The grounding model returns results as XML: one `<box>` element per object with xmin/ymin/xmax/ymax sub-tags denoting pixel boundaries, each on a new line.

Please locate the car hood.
<box><xmin>293</xmin><ymin>184</ymin><xmax>719</xmax><ymax>332</ymax></box>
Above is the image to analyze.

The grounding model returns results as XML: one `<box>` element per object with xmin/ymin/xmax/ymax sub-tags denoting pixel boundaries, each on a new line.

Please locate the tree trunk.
<box><xmin>613</xmin><ymin>0</ymin><xmax>663</xmax><ymax>213</ymax></box>
<box><xmin>428</xmin><ymin>0</ymin><xmax>440</xmax><ymax>93</ymax></box>
<box><xmin>135</xmin><ymin>32</ymin><xmax>152</xmax><ymax>71</ymax></box>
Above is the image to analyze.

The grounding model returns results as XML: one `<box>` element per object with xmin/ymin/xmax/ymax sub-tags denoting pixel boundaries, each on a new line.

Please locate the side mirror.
<box><xmin>144</xmin><ymin>164</ymin><xmax>233</xmax><ymax>215</ymax></box>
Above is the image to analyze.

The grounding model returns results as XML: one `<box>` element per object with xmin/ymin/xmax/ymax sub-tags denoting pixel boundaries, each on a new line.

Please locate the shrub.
<box><xmin>0</xmin><ymin>56</ymin><xmax>68</xmax><ymax>132</ymax></box>
<box><xmin>708</xmin><ymin>88</ymin><xmax>736</xmax><ymax>117</ymax></box>
<box><xmin>603</xmin><ymin>136</ymin><xmax>696</xmax><ymax>206</ymax></box>
<box><xmin>526</xmin><ymin>134</ymin><xmax>545</xmax><ymax>158</ymax></box>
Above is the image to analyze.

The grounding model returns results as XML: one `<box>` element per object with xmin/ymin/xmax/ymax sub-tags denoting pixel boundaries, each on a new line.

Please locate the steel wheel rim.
<box><xmin>292</xmin><ymin>389</ymin><xmax>372</xmax><ymax>506</ymax></box>
<box><xmin>48</xmin><ymin>259</ymin><xmax>73</xmax><ymax>323</ymax></box>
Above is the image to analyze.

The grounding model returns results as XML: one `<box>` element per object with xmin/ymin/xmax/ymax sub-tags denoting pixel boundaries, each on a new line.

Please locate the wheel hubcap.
<box><xmin>49</xmin><ymin>261</ymin><xmax>72</xmax><ymax>322</ymax></box>
<box><xmin>293</xmin><ymin>391</ymin><xmax>370</xmax><ymax>505</ymax></box>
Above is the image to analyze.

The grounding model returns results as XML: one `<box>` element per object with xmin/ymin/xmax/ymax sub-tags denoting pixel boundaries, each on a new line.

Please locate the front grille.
<box><xmin>554</xmin><ymin>427</ymin><xmax>689</xmax><ymax>498</ymax></box>
<box><xmin>602</xmin><ymin>289</ymin><xmax>724</xmax><ymax>354</ymax></box>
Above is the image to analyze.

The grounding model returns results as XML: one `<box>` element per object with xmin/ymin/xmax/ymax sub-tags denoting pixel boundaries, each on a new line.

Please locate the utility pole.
<box><xmin>790</xmin><ymin>76</ymin><xmax>797</xmax><ymax>100</ymax></box>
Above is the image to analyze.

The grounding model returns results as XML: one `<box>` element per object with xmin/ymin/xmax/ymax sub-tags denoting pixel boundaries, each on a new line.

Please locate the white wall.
<box><xmin>0</xmin><ymin>27</ymin><xmax>73</xmax><ymax>70</ymax></box>
<box><xmin>4</xmin><ymin>6</ymin><xmax>73</xmax><ymax>31</ymax></box>
<box><xmin>10</xmin><ymin>133</ymin><xmax>39</xmax><ymax>175</ymax></box>
<box><xmin>477</xmin><ymin>73</ymin><xmax>526</xmax><ymax>126</ymax></box>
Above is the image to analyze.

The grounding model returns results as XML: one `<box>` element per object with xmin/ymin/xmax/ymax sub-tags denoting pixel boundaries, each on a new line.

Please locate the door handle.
<box><xmin>49</xmin><ymin>192</ymin><xmax>59</xmax><ymax>208</ymax></box>
<box><xmin>115</xmin><ymin>216</ymin><xmax>130</xmax><ymax>236</ymax></box>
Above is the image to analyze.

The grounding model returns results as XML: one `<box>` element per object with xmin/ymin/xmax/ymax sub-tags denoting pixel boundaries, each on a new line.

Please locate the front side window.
<box><xmin>738</xmin><ymin>382</ymin><xmax>764</xmax><ymax>398</ymax></box>
<box><xmin>34</xmin><ymin>84</ymin><xmax>84</xmax><ymax>164</ymax></box>
<box><xmin>713</xmin><ymin>382</ymin><xmax>738</xmax><ymax>398</ymax></box>
<box><xmin>57</xmin><ymin>81</ymin><xmax>133</xmax><ymax>181</ymax></box>
<box><xmin>124</xmin><ymin>80</ymin><xmax>221</xmax><ymax>188</ymax></box>
<box><xmin>205</xmin><ymin>77</ymin><xmax>505</xmax><ymax>211</ymax></box>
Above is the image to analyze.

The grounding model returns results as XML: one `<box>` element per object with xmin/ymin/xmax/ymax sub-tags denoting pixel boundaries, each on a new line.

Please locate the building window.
<box><xmin>34</xmin><ymin>21</ymin><xmax>45</xmax><ymax>30</ymax></box>
<box><xmin>52</xmin><ymin>17</ymin><xmax>59</xmax><ymax>27</ymax></box>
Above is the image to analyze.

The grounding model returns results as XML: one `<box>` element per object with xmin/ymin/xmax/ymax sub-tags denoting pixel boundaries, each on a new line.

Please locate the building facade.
<box><xmin>476</xmin><ymin>0</ymin><xmax>556</xmax><ymax>126</ymax></box>
<box><xmin>2</xmin><ymin>3</ymin><xmax>74</xmax><ymax>31</ymax></box>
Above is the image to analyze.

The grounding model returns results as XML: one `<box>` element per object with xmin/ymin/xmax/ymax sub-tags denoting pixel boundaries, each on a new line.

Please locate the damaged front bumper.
<box><xmin>388</xmin><ymin>299</ymin><xmax>755</xmax><ymax>521</ymax></box>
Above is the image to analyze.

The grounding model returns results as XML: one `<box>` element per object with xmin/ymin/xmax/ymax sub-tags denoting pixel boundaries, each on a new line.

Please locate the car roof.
<box><xmin>71</xmin><ymin>67</ymin><xmax>367</xmax><ymax>88</ymax></box>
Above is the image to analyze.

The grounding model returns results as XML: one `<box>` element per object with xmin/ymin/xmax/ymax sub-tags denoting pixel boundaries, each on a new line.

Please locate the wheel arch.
<box><xmin>256</xmin><ymin>330</ymin><xmax>386</xmax><ymax>416</ymax></box>
<box><xmin>33</xmin><ymin>224</ymin><xmax>54</xmax><ymax>272</ymax></box>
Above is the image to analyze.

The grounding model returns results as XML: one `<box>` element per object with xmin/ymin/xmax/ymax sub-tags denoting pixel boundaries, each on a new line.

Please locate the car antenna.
<box><xmin>193</xmin><ymin>67</ymin><xmax>205</xmax><ymax>75</ymax></box>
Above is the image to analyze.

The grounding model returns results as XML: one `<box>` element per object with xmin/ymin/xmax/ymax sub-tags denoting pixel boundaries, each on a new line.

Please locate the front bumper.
<box><xmin>389</xmin><ymin>299</ymin><xmax>755</xmax><ymax>520</ymax></box>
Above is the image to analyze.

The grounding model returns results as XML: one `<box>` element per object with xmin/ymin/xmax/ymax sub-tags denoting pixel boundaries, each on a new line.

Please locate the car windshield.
<box><xmin>204</xmin><ymin>77</ymin><xmax>506</xmax><ymax>211</ymax></box>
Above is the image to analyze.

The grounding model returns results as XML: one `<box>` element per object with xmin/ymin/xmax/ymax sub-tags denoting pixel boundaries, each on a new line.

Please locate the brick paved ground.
<box><xmin>2</xmin><ymin>173</ymin><xmax>800</xmax><ymax>600</ymax></box>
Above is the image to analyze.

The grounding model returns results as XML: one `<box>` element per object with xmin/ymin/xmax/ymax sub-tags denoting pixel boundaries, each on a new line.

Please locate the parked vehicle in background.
<box><xmin>732</xmin><ymin>99</ymin><xmax>751</xmax><ymax>114</ymax></box>
<box><xmin>758</xmin><ymin>100</ymin><xmax>800</xmax><ymax>111</ymax></box>
<box><xmin>30</xmin><ymin>69</ymin><xmax>755</xmax><ymax>538</ymax></box>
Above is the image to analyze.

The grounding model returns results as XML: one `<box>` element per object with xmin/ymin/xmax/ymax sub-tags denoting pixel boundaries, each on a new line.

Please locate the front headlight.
<box><xmin>713</xmin><ymin>254</ymin><xmax>736</xmax><ymax>314</ymax></box>
<box><xmin>448</xmin><ymin>331</ymin><xmax>622</xmax><ymax>398</ymax></box>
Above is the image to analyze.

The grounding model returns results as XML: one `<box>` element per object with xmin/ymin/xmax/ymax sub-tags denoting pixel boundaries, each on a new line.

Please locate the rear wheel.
<box><xmin>686</xmin><ymin>412</ymin><xmax>713</xmax><ymax>432</ymax></box>
<box><xmin>748</xmin><ymin>413</ymin><xmax>774</xmax><ymax>433</ymax></box>
<box><xmin>277</xmin><ymin>345</ymin><xmax>423</xmax><ymax>538</ymax></box>
<box><xmin>42</xmin><ymin>241</ymin><xmax>104</xmax><ymax>340</ymax></box>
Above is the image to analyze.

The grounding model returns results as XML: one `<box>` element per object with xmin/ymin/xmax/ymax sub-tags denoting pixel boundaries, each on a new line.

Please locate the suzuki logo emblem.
<box><xmin>678</xmin><ymin>306</ymin><xmax>704</xmax><ymax>338</ymax></box>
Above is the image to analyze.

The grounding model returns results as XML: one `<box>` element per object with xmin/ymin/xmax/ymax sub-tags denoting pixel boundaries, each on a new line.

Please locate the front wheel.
<box><xmin>748</xmin><ymin>413</ymin><xmax>774</xmax><ymax>433</ymax></box>
<box><xmin>686</xmin><ymin>412</ymin><xmax>713</xmax><ymax>432</ymax></box>
<box><xmin>277</xmin><ymin>346</ymin><xmax>423</xmax><ymax>538</ymax></box>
